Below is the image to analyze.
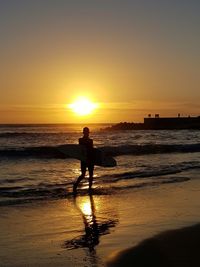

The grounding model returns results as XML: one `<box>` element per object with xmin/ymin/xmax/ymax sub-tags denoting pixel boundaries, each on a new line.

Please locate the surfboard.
<box><xmin>57</xmin><ymin>144</ymin><xmax>116</xmax><ymax>167</ymax></box>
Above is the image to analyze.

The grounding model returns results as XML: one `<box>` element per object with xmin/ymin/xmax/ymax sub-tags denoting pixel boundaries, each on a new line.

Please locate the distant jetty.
<box><xmin>105</xmin><ymin>115</ymin><xmax>200</xmax><ymax>130</ymax></box>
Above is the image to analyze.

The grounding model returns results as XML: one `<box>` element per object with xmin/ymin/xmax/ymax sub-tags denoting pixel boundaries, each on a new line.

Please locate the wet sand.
<box><xmin>1</xmin><ymin>170</ymin><xmax>200</xmax><ymax>266</ymax></box>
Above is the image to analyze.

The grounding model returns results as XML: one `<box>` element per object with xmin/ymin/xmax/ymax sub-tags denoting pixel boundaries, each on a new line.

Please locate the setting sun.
<box><xmin>68</xmin><ymin>97</ymin><xmax>98</xmax><ymax>116</ymax></box>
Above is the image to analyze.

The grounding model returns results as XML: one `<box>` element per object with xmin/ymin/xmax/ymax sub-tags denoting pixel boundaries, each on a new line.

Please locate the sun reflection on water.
<box><xmin>81</xmin><ymin>201</ymin><xmax>92</xmax><ymax>216</ymax></box>
<box><xmin>63</xmin><ymin>194</ymin><xmax>118</xmax><ymax>253</ymax></box>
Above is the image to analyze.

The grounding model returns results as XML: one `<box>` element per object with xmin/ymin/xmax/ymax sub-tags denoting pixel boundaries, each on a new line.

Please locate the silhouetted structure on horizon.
<box><xmin>105</xmin><ymin>115</ymin><xmax>200</xmax><ymax>130</ymax></box>
<box><xmin>143</xmin><ymin>115</ymin><xmax>200</xmax><ymax>129</ymax></box>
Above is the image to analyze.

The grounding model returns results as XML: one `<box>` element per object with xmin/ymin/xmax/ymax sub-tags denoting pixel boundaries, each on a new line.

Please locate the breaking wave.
<box><xmin>1</xmin><ymin>143</ymin><xmax>200</xmax><ymax>159</ymax></box>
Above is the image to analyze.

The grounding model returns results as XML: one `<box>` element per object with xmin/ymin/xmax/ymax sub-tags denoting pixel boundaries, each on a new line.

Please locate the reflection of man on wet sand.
<box><xmin>80</xmin><ymin>194</ymin><xmax>99</xmax><ymax>251</ymax></box>
<box><xmin>63</xmin><ymin>195</ymin><xmax>117</xmax><ymax>252</ymax></box>
<box><xmin>73</xmin><ymin>127</ymin><xmax>94</xmax><ymax>193</ymax></box>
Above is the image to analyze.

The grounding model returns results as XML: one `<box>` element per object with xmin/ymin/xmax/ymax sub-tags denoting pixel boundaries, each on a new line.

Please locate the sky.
<box><xmin>0</xmin><ymin>0</ymin><xmax>200</xmax><ymax>123</ymax></box>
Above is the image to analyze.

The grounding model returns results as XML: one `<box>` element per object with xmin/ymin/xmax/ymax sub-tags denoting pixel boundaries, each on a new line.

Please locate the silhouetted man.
<box><xmin>73</xmin><ymin>127</ymin><xmax>94</xmax><ymax>192</ymax></box>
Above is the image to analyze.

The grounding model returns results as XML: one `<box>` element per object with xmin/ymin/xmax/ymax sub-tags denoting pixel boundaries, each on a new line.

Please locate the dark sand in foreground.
<box><xmin>107</xmin><ymin>223</ymin><xmax>200</xmax><ymax>267</ymax></box>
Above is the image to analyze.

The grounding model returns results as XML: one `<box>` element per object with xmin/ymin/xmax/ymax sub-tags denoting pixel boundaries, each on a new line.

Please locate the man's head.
<box><xmin>83</xmin><ymin>127</ymin><xmax>90</xmax><ymax>137</ymax></box>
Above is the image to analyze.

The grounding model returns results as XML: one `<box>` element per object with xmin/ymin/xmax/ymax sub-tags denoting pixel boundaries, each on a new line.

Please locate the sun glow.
<box><xmin>68</xmin><ymin>97</ymin><xmax>98</xmax><ymax>116</ymax></box>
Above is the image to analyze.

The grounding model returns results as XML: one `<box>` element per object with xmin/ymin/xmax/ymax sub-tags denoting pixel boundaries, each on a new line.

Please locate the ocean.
<box><xmin>1</xmin><ymin>124</ymin><xmax>200</xmax><ymax>206</ymax></box>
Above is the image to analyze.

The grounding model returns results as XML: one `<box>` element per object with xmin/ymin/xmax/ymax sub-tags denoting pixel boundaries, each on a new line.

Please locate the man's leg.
<box><xmin>73</xmin><ymin>162</ymin><xmax>86</xmax><ymax>192</ymax></box>
<box><xmin>88</xmin><ymin>164</ymin><xmax>94</xmax><ymax>191</ymax></box>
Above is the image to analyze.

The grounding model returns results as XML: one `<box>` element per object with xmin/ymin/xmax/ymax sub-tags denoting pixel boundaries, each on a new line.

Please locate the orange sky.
<box><xmin>0</xmin><ymin>1</ymin><xmax>200</xmax><ymax>123</ymax></box>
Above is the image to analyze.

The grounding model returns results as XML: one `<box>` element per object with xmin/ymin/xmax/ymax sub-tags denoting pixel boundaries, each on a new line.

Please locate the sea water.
<box><xmin>0</xmin><ymin>124</ymin><xmax>200</xmax><ymax>206</ymax></box>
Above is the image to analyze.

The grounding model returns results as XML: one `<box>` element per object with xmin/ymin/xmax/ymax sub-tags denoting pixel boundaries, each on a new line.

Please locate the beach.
<box><xmin>1</xmin><ymin>169</ymin><xmax>200</xmax><ymax>266</ymax></box>
<box><xmin>1</xmin><ymin>125</ymin><xmax>200</xmax><ymax>266</ymax></box>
